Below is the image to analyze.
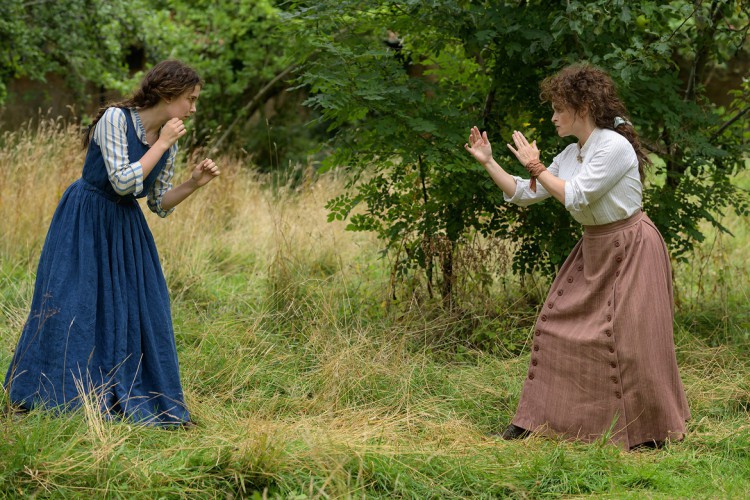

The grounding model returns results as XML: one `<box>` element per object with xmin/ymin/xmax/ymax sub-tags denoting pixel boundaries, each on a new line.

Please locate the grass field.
<box><xmin>1</xmin><ymin>119</ymin><xmax>749</xmax><ymax>498</ymax></box>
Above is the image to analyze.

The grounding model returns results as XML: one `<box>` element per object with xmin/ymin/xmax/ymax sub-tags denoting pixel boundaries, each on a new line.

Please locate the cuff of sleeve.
<box><xmin>113</xmin><ymin>162</ymin><xmax>144</xmax><ymax>196</ymax></box>
<box><xmin>503</xmin><ymin>176</ymin><xmax>526</xmax><ymax>203</ymax></box>
<box><xmin>149</xmin><ymin>199</ymin><xmax>175</xmax><ymax>218</ymax></box>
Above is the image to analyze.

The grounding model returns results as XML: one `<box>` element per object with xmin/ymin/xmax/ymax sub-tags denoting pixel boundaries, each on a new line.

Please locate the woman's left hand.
<box><xmin>191</xmin><ymin>158</ymin><xmax>221</xmax><ymax>187</ymax></box>
<box><xmin>507</xmin><ymin>131</ymin><xmax>540</xmax><ymax>170</ymax></box>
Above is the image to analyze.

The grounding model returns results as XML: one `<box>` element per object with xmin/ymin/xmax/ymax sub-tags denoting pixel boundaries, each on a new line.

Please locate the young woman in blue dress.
<box><xmin>5</xmin><ymin>60</ymin><xmax>220</xmax><ymax>426</ymax></box>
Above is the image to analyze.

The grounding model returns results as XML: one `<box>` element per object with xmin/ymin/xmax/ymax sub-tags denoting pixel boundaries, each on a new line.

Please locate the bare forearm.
<box><xmin>537</xmin><ymin>170</ymin><xmax>565</xmax><ymax>203</ymax></box>
<box><xmin>482</xmin><ymin>157</ymin><xmax>517</xmax><ymax>198</ymax></box>
<box><xmin>160</xmin><ymin>178</ymin><xmax>200</xmax><ymax>211</ymax></box>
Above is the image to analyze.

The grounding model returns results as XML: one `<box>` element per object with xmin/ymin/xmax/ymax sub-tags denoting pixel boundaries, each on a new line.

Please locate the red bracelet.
<box><xmin>524</xmin><ymin>159</ymin><xmax>547</xmax><ymax>176</ymax></box>
<box><xmin>524</xmin><ymin>159</ymin><xmax>546</xmax><ymax>192</ymax></box>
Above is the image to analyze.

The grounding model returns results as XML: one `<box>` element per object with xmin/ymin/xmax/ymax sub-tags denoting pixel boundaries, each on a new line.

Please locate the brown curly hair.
<box><xmin>82</xmin><ymin>60</ymin><xmax>203</xmax><ymax>148</ymax></box>
<box><xmin>539</xmin><ymin>64</ymin><xmax>650</xmax><ymax>181</ymax></box>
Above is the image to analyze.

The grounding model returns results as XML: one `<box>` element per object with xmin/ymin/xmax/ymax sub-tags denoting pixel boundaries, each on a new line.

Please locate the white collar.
<box><xmin>577</xmin><ymin>127</ymin><xmax>601</xmax><ymax>161</ymax></box>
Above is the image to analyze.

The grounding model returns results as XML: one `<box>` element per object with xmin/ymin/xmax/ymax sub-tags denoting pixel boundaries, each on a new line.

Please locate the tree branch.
<box><xmin>482</xmin><ymin>86</ymin><xmax>496</xmax><ymax>130</ymax></box>
<box><xmin>642</xmin><ymin>140</ymin><xmax>668</xmax><ymax>157</ymax></box>
<box><xmin>710</xmin><ymin>105</ymin><xmax>750</xmax><ymax>141</ymax></box>
<box><xmin>685</xmin><ymin>0</ymin><xmax>722</xmax><ymax>102</ymax></box>
<box><xmin>208</xmin><ymin>64</ymin><xmax>297</xmax><ymax>154</ymax></box>
<box><xmin>665</xmin><ymin>0</ymin><xmax>703</xmax><ymax>42</ymax></box>
<box><xmin>22</xmin><ymin>0</ymin><xmax>57</xmax><ymax>7</ymax></box>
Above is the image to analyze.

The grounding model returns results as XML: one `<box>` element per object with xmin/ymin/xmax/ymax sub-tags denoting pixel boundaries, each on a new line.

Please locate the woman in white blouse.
<box><xmin>465</xmin><ymin>64</ymin><xmax>690</xmax><ymax>450</ymax></box>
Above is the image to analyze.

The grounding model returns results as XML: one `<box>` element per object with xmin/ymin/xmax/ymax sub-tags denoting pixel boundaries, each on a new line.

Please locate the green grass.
<box><xmin>1</xmin><ymin>124</ymin><xmax>750</xmax><ymax>497</ymax></box>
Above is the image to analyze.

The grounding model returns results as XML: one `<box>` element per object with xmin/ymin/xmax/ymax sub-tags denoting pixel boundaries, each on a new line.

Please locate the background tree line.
<box><xmin>1</xmin><ymin>0</ymin><xmax>748</xmax><ymax>305</ymax></box>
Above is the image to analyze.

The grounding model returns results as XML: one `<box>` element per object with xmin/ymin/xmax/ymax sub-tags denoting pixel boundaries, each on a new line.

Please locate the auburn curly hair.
<box><xmin>83</xmin><ymin>60</ymin><xmax>203</xmax><ymax>148</ymax></box>
<box><xmin>540</xmin><ymin>64</ymin><xmax>650</xmax><ymax>181</ymax></box>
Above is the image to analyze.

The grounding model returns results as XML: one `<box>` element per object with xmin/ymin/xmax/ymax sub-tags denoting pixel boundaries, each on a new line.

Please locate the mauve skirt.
<box><xmin>511</xmin><ymin>211</ymin><xmax>690</xmax><ymax>449</ymax></box>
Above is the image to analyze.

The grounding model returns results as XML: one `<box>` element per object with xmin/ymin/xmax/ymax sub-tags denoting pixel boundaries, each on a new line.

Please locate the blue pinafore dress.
<box><xmin>5</xmin><ymin>109</ymin><xmax>189</xmax><ymax>425</ymax></box>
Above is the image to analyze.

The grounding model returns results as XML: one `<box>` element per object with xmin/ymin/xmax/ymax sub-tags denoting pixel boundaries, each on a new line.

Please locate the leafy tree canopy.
<box><xmin>285</xmin><ymin>0</ymin><xmax>750</xmax><ymax>302</ymax></box>
<box><xmin>1</xmin><ymin>0</ymin><xmax>305</xmax><ymax>167</ymax></box>
<box><xmin>0</xmin><ymin>0</ymin><xmax>176</xmax><ymax>102</ymax></box>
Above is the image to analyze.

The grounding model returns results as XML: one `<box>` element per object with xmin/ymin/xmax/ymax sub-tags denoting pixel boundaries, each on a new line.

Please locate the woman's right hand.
<box><xmin>464</xmin><ymin>126</ymin><xmax>493</xmax><ymax>166</ymax></box>
<box><xmin>158</xmin><ymin>118</ymin><xmax>187</xmax><ymax>148</ymax></box>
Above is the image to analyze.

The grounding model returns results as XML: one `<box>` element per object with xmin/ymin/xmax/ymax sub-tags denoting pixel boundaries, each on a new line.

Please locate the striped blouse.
<box><xmin>504</xmin><ymin>128</ymin><xmax>642</xmax><ymax>226</ymax></box>
<box><xmin>93</xmin><ymin>107</ymin><xmax>177</xmax><ymax>218</ymax></box>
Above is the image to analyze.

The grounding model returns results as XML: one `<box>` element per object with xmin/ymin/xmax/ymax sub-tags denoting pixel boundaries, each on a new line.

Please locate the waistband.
<box><xmin>583</xmin><ymin>210</ymin><xmax>644</xmax><ymax>236</ymax></box>
<box><xmin>79</xmin><ymin>178</ymin><xmax>136</xmax><ymax>205</ymax></box>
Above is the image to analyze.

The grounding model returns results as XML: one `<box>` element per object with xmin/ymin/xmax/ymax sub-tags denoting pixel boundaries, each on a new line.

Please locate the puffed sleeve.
<box><xmin>93</xmin><ymin>107</ymin><xmax>144</xmax><ymax>196</ymax></box>
<box><xmin>503</xmin><ymin>155</ymin><xmax>561</xmax><ymax>207</ymax></box>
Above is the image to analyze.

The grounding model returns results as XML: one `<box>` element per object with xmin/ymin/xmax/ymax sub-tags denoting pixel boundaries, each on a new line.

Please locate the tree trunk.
<box><xmin>441</xmin><ymin>242</ymin><xmax>455</xmax><ymax>310</ymax></box>
<box><xmin>418</xmin><ymin>155</ymin><xmax>434</xmax><ymax>299</ymax></box>
<box><xmin>667</xmin><ymin>0</ymin><xmax>725</xmax><ymax>189</ymax></box>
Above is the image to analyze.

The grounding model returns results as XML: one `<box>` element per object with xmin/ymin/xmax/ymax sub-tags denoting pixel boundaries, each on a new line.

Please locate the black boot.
<box><xmin>501</xmin><ymin>423</ymin><xmax>531</xmax><ymax>440</ymax></box>
<box><xmin>630</xmin><ymin>439</ymin><xmax>665</xmax><ymax>451</ymax></box>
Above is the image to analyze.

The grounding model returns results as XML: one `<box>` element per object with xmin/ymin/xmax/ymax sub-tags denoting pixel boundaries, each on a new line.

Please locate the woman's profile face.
<box><xmin>165</xmin><ymin>85</ymin><xmax>201</xmax><ymax>121</ymax></box>
<box><xmin>551</xmin><ymin>102</ymin><xmax>578</xmax><ymax>138</ymax></box>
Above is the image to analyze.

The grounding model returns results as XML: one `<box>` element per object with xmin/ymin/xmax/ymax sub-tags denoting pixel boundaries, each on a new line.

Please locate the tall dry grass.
<box><xmin>0</xmin><ymin>117</ymin><xmax>82</xmax><ymax>264</ymax></box>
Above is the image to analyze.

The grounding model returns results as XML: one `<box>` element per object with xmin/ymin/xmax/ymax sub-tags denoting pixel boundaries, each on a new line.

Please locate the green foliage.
<box><xmin>156</xmin><ymin>0</ymin><xmax>306</xmax><ymax>165</ymax></box>
<box><xmin>286</xmin><ymin>2</ymin><xmax>517</xmax><ymax>299</ymax></box>
<box><xmin>0</xmin><ymin>0</ymin><xmax>177</xmax><ymax>102</ymax></box>
<box><xmin>287</xmin><ymin>0</ymin><xmax>750</xmax><ymax>296</ymax></box>
<box><xmin>1</xmin><ymin>0</ymin><xmax>316</xmax><ymax>168</ymax></box>
<box><xmin>2</xmin><ymin>1</ymin><xmax>748</xmax><ymax>283</ymax></box>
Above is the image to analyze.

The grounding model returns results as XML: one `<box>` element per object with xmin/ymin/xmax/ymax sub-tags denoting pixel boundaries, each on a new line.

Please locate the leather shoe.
<box><xmin>630</xmin><ymin>439</ymin><xmax>665</xmax><ymax>451</ymax></box>
<box><xmin>501</xmin><ymin>423</ymin><xmax>531</xmax><ymax>440</ymax></box>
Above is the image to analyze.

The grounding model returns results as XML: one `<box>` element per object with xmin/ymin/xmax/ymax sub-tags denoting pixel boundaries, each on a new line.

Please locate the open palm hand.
<box><xmin>464</xmin><ymin>126</ymin><xmax>493</xmax><ymax>165</ymax></box>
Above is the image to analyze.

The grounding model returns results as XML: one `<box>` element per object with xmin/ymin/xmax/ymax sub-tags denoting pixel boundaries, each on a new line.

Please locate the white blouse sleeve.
<box><xmin>93</xmin><ymin>107</ymin><xmax>144</xmax><ymax>196</ymax></box>
<box><xmin>503</xmin><ymin>156</ymin><xmax>561</xmax><ymax>206</ymax></box>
